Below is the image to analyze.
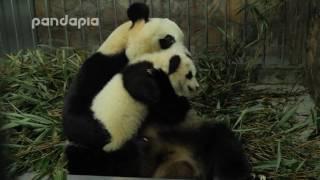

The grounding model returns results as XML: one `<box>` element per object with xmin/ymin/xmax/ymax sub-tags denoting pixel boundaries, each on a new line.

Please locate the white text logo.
<box><xmin>32</xmin><ymin>15</ymin><xmax>99</xmax><ymax>29</ymax></box>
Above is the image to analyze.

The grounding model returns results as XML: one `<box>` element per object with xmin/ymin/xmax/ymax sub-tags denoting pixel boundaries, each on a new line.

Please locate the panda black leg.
<box><xmin>63</xmin><ymin>113</ymin><xmax>111</xmax><ymax>149</ymax></box>
<box><xmin>206</xmin><ymin>124</ymin><xmax>251</xmax><ymax>180</ymax></box>
<box><xmin>65</xmin><ymin>145</ymin><xmax>108</xmax><ymax>176</ymax></box>
<box><xmin>65</xmin><ymin>142</ymin><xmax>142</xmax><ymax>177</ymax></box>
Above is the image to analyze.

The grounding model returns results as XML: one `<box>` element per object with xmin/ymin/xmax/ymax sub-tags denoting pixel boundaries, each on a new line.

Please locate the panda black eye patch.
<box><xmin>159</xmin><ymin>35</ymin><xmax>176</xmax><ymax>49</ymax></box>
<box><xmin>186</xmin><ymin>71</ymin><xmax>193</xmax><ymax>79</ymax></box>
<box><xmin>168</xmin><ymin>55</ymin><xmax>181</xmax><ymax>74</ymax></box>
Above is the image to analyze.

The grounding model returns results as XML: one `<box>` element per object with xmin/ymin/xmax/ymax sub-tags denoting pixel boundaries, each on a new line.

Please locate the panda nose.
<box><xmin>188</xmin><ymin>85</ymin><xmax>199</xmax><ymax>92</ymax></box>
<box><xmin>188</xmin><ymin>86</ymin><xmax>194</xmax><ymax>92</ymax></box>
<box><xmin>195</xmin><ymin>84</ymin><xmax>200</xmax><ymax>91</ymax></box>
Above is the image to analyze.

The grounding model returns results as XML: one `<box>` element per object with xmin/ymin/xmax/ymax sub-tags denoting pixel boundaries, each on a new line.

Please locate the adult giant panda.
<box><xmin>63</xmin><ymin>2</ymin><xmax>187</xmax><ymax>149</ymax></box>
<box><xmin>91</xmin><ymin>46</ymin><xmax>199</xmax><ymax>152</ymax></box>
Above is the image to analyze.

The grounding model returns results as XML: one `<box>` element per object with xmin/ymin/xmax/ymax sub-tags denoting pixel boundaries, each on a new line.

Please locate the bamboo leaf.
<box><xmin>276</xmin><ymin>141</ymin><xmax>282</xmax><ymax>171</ymax></box>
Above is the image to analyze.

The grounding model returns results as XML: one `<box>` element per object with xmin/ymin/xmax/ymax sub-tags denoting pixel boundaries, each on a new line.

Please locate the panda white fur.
<box><xmin>91</xmin><ymin>46</ymin><xmax>199</xmax><ymax>152</ymax></box>
<box><xmin>63</xmin><ymin>3</ymin><xmax>188</xmax><ymax>149</ymax></box>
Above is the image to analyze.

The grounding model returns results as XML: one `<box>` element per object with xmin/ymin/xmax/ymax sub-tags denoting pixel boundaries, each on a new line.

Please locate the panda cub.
<box><xmin>63</xmin><ymin>2</ymin><xmax>187</xmax><ymax>149</ymax></box>
<box><xmin>91</xmin><ymin>47</ymin><xmax>199</xmax><ymax>152</ymax></box>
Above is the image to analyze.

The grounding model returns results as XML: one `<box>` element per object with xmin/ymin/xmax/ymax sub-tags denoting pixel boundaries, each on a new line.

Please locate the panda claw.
<box><xmin>250</xmin><ymin>173</ymin><xmax>266</xmax><ymax>180</ymax></box>
<box><xmin>259</xmin><ymin>175</ymin><xmax>266</xmax><ymax>180</ymax></box>
<box><xmin>146</xmin><ymin>68</ymin><xmax>154</xmax><ymax>75</ymax></box>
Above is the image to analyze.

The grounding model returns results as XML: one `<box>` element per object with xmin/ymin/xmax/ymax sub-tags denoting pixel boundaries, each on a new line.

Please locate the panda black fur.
<box><xmin>65</xmin><ymin>138</ymin><xmax>141</xmax><ymax>176</ymax></box>
<box><xmin>139</xmin><ymin>122</ymin><xmax>252</xmax><ymax>180</ymax></box>
<box><xmin>63</xmin><ymin>2</ymin><xmax>187</xmax><ymax>149</ymax></box>
<box><xmin>90</xmin><ymin>48</ymin><xmax>199</xmax><ymax>152</ymax></box>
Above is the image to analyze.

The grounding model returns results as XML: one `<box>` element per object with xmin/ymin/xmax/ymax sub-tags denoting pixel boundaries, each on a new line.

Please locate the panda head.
<box><xmin>134</xmin><ymin>47</ymin><xmax>199</xmax><ymax>98</ymax></box>
<box><xmin>97</xmin><ymin>3</ymin><xmax>185</xmax><ymax>60</ymax></box>
<box><xmin>166</xmin><ymin>54</ymin><xmax>199</xmax><ymax>97</ymax></box>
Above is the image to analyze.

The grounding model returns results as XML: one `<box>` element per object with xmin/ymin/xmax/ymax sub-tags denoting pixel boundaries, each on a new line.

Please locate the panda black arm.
<box><xmin>69</xmin><ymin>52</ymin><xmax>128</xmax><ymax>105</ymax></box>
<box><xmin>148</xmin><ymin>68</ymin><xmax>178</xmax><ymax>100</ymax></box>
<box><xmin>63</xmin><ymin>52</ymin><xmax>128</xmax><ymax>147</ymax></box>
<box><xmin>147</xmin><ymin>69</ymin><xmax>191</xmax><ymax>124</ymax></box>
<box><xmin>65</xmin><ymin>52</ymin><xmax>129</xmax><ymax>113</ymax></box>
<box><xmin>122</xmin><ymin>62</ymin><xmax>162</xmax><ymax>105</ymax></box>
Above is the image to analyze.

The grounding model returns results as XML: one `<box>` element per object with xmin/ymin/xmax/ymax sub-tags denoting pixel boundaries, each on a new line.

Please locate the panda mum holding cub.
<box><xmin>63</xmin><ymin>3</ymin><xmax>260</xmax><ymax>180</ymax></box>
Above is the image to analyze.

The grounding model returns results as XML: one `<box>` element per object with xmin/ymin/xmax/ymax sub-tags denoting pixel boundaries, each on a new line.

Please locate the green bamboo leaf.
<box><xmin>253</xmin><ymin>160</ymin><xmax>278</xmax><ymax>170</ymax></box>
<box><xmin>16</xmin><ymin>121</ymin><xmax>48</xmax><ymax>128</ymax></box>
<box><xmin>1</xmin><ymin>144</ymin><xmax>25</xmax><ymax>148</ymax></box>
<box><xmin>295</xmin><ymin>160</ymin><xmax>306</xmax><ymax>172</ymax></box>
<box><xmin>22</xmin><ymin>113</ymin><xmax>53</xmax><ymax>125</ymax></box>
<box><xmin>0</xmin><ymin>122</ymin><xmax>19</xmax><ymax>131</ymax></box>
<box><xmin>274</xmin><ymin>104</ymin><xmax>299</xmax><ymax>128</ymax></box>
<box><xmin>276</xmin><ymin>141</ymin><xmax>281</xmax><ymax>172</ymax></box>
<box><xmin>284</xmin><ymin>121</ymin><xmax>309</xmax><ymax>134</ymax></box>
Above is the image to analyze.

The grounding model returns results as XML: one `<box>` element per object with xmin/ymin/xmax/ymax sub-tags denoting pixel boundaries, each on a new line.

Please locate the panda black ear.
<box><xmin>127</xmin><ymin>3</ymin><xmax>149</xmax><ymax>23</ymax></box>
<box><xmin>168</xmin><ymin>55</ymin><xmax>181</xmax><ymax>75</ymax></box>
<box><xmin>159</xmin><ymin>35</ymin><xmax>176</xmax><ymax>49</ymax></box>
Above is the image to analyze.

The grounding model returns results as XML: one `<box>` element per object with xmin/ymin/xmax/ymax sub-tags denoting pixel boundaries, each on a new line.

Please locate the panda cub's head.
<box><xmin>98</xmin><ymin>3</ymin><xmax>185</xmax><ymax>60</ymax></box>
<box><xmin>133</xmin><ymin>46</ymin><xmax>199</xmax><ymax>97</ymax></box>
